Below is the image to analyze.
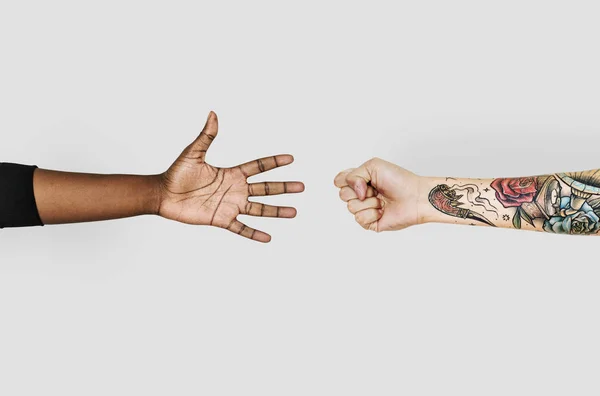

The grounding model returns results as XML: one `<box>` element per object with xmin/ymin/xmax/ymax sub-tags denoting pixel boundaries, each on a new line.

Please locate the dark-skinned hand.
<box><xmin>158</xmin><ymin>112</ymin><xmax>304</xmax><ymax>242</ymax></box>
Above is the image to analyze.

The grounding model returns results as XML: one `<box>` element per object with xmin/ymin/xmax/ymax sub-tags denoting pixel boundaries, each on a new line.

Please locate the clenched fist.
<box><xmin>334</xmin><ymin>158</ymin><xmax>421</xmax><ymax>232</ymax></box>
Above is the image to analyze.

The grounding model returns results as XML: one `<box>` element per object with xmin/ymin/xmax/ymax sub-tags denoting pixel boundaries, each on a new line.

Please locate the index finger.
<box><xmin>238</xmin><ymin>155</ymin><xmax>294</xmax><ymax>178</ymax></box>
<box><xmin>346</xmin><ymin>164</ymin><xmax>373</xmax><ymax>200</ymax></box>
<box><xmin>334</xmin><ymin>168</ymin><xmax>354</xmax><ymax>188</ymax></box>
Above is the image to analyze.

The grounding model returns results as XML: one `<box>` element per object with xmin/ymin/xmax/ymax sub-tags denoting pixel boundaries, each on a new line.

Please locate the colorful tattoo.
<box><xmin>429</xmin><ymin>170</ymin><xmax>600</xmax><ymax>235</ymax></box>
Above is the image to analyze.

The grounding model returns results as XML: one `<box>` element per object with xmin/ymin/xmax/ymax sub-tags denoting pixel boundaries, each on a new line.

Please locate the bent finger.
<box><xmin>347</xmin><ymin>197</ymin><xmax>382</xmax><ymax>214</ymax></box>
<box><xmin>339</xmin><ymin>185</ymin><xmax>377</xmax><ymax>202</ymax></box>
<box><xmin>355</xmin><ymin>208</ymin><xmax>383</xmax><ymax>227</ymax></box>
<box><xmin>334</xmin><ymin>168</ymin><xmax>354</xmax><ymax>188</ymax></box>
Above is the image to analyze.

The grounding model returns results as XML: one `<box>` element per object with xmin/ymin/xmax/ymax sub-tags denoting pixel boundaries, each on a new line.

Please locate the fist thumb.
<box><xmin>347</xmin><ymin>176</ymin><xmax>368</xmax><ymax>201</ymax></box>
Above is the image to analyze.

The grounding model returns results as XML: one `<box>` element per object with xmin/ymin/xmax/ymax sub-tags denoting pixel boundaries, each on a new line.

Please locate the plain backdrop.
<box><xmin>1</xmin><ymin>1</ymin><xmax>600</xmax><ymax>395</ymax></box>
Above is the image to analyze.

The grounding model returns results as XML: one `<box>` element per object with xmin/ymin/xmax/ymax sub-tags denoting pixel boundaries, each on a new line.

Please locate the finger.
<box><xmin>346</xmin><ymin>158</ymin><xmax>383</xmax><ymax>201</ymax></box>
<box><xmin>339</xmin><ymin>185</ymin><xmax>377</xmax><ymax>202</ymax></box>
<box><xmin>238</xmin><ymin>155</ymin><xmax>294</xmax><ymax>178</ymax></box>
<box><xmin>248</xmin><ymin>182</ymin><xmax>305</xmax><ymax>196</ymax></box>
<box><xmin>347</xmin><ymin>197</ymin><xmax>382</xmax><ymax>214</ymax></box>
<box><xmin>334</xmin><ymin>168</ymin><xmax>355</xmax><ymax>188</ymax></box>
<box><xmin>243</xmin><ymin>202</ymin><xmax>297</xmax><ymax>218</ymax></box>
<box><xmin>225</xmin><ymin>219</ymin><xmax>271</xmax><ymax>243</ymax></box>
<box><xmin>355</xmin><ymin>208</ymin><xmax>383</xmax><ymax>229</ymax></box>
<box><xmin>191</xmin><ymin>111</ymin><xmax>219</xmax><ymax>155</ymax></box>
<box><xmin>346</xmin><ymin>167</ymin><xmax>372</xmax><ymax>201</ymax></box>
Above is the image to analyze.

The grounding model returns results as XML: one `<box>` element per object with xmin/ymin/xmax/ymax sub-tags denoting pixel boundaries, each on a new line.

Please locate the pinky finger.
<box><xmin>355</xmin><ymin>208</ymin><xmax>383</xmax><ymax>230</ymax></box>
<box><xmin>226</xmin><ymin>219</ymin><xmax>272</xmax><ymax>243</ymax></box>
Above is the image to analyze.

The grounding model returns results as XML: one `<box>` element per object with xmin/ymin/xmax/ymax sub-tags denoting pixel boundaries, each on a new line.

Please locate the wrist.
<box><xmin>416</xmin><ymin>176</ymin><xmax>444</xmax><ymax>224</ymax></box>
<box><xmin>416</xmin><ymin>176</ymin><xmax>431</xmax><ymax>224</ymax></box>
<box><xmin>143</xmin><ymin>174</ymin><xmax>164</xmax><ymax>216</ymax></box>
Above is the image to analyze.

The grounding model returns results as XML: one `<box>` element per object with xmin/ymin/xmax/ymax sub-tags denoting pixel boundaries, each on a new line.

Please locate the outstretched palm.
<box><xmin>158</xmin><ymin>112</ymin><xmax>304</xmax><ymax>242</ymax></box>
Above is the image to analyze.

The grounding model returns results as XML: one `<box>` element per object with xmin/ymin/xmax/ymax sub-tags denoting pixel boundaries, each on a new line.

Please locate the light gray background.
<box><xmin>1</xmin><ymin>1</ymin><xmax>600</xmax><ymax>395</ymax></box>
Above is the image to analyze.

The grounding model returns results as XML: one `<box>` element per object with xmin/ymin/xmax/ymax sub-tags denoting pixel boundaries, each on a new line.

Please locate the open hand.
<box><xmin>158</xmin><ymin>112</ymin><xmax>304</xmax><ymax>242</ymax></box>
<box><xmin>334</xmin><ymin>158</ymin><xmax>420</xmax><ymax>232</ymax></box>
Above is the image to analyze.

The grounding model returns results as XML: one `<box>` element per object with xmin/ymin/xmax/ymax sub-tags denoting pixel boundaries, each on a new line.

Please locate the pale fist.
<box><xmin>334</xmin><ymin>158</ymin><xmax>421</xmax><ymax>232</ymax></box>
<box><xmin>158</xmin><ymin>112</ymin><xmax>304</xmax><ymax>243</ymax></box>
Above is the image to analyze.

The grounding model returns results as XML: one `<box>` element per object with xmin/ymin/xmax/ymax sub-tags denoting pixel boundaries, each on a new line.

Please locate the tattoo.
<box><xmin>447</xmin><ymin>183</ymin><xmax>499</xmax><ymax>215</ymax></box>
<box><xmin>491</xmin><ymin>172</ymin><xmax>600</xmax><ymax>235</ymax></box>
<box><xmin>428</xmin><ymin>184</ymin><xmax>496</xmax><ymax>226</ymax></box>
<box><xmin>429</xmin><ymin>169</ymin><xmax>600</xmax><ymax>235</ymax></box>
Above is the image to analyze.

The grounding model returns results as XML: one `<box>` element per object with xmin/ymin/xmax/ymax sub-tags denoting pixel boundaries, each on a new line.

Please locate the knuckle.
<box><xmin>367</xmin><ymin>157</ymin><xmax>382</xmax><ymax>167</ymax></box>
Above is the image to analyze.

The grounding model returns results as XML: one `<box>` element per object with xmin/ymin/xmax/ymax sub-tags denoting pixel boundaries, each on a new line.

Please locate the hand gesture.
<box><xmin>334</xmin><ymin>158</ymin><xmax>420</xmax><ymax>232</ymax></box>
<box><xmin>159</xmin><ymin>112</ymin><xmax>304</xmax><ymax>242</ymax></box>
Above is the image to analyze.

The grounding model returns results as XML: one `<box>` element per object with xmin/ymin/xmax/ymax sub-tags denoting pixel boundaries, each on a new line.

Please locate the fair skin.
<box><xmin>334</xmin><ymin>159</ymin><xmax>420</xmax><ymax>232</ymax></box>
<box><xmin>335</xmin><ymin>158</ymin><xmax>600</xmax><ymax>236</ymax></box>
<box><xmin>33</xmin><ymin>112</ymin><xmax>305</xmax><ymax>242</ymax></box>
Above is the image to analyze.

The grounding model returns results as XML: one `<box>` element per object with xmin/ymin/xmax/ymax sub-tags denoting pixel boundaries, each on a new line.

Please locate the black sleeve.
<box><xmin>0</xmin><ymin>163</ymin><xmax>44</xmax><ymax>228</ymax></box>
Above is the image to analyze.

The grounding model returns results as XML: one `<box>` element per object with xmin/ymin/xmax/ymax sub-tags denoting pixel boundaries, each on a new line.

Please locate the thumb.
<box><xmin>192</xmin><ymin>111</ymin><xmax>219</xmax><ymax>154</ymax></box>
<box><xmin>346</xmin><ymin>162</ymin><xmax>373</xmax><ymax>201</ymax></box>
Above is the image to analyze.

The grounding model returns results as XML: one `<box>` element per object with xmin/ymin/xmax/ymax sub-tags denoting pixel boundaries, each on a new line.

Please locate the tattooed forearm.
<box><xmin>425</xmin><ymin>170</ymin><xmax>600</xmax><ymax>235</ymax></box>
<box><xmin>428</xmin><ymin>184</ymin><xmax>496</xmax><ymax>226</ymax></box>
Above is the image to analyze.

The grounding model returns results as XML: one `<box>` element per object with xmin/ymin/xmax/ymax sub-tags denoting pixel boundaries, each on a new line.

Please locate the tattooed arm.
<box><xmin>334</xmin><ymin>158</ymin><xmax>600</xmax><ymax>235</ymax></box>
<box><xmin>31</xmin><ymin>112</ymin><xmax>304</xmax><ymax>242</ymax></box>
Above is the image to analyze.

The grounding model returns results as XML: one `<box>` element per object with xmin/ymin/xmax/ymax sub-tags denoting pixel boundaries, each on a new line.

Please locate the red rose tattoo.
<box><xmin>490</xmin><ymin>177</ymin><xmax>538</xmax><ymax>208</ymax></box>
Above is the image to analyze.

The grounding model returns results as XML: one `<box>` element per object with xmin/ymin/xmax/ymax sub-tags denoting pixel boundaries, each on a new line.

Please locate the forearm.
<box><xmin>33</xmin><ymin>169</ymin><xmax>162</xmax><ymax>225</ymax></box>
<box><xmin>418</xmin><ymin>170</ymin><xmax>600</xmax><ymax>235</ymax></box>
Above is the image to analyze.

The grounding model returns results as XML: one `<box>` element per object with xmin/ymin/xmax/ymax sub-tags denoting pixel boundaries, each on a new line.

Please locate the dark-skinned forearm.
<box><xmin>33</xmin><ymin>169</ymin><xmax>162</xmax><ymax>224</ymax></box>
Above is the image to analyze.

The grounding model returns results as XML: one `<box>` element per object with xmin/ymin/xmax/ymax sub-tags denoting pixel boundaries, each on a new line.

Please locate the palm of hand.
<box><xmin>158</xmin><ymin>112</ymin><xmax>304</xmax><ymax>243</ymax></box>
<box><xmin>160</xmin><ymin>161</ymin><xmax>248</xmax><ymax>228</ymax></box>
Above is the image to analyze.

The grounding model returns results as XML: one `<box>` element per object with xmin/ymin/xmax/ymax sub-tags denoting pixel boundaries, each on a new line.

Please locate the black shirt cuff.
<box><xmin>0</xmin><ymin>163</ymin><xmax>44</xmax><ymax>228</ymax></box>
